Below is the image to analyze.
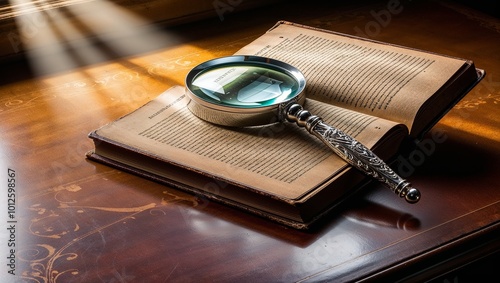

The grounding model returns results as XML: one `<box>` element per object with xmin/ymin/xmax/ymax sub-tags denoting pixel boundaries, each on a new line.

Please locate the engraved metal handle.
<box><xmin>285</xmin><ymin>103</ymin><xmax>421</xmax><ymax>203</ymax></box>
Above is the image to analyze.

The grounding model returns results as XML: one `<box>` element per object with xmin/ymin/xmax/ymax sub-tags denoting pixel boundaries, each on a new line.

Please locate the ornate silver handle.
<box><xmin>285</xmin><ymin>103</ymin><xmax>421</xmax><ymax>203</ymax></box>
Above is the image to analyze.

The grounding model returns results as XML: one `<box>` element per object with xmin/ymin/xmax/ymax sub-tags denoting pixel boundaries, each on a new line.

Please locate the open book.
<box><xmin>87</xmin><ymin>21</ymin><xmax>483</xmax><ymax>229</ymax></box>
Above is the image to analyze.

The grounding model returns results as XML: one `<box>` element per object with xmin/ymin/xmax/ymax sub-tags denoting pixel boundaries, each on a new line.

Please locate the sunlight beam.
<box><xmin>9</xmin><ymin>0</ymin><xmax>180</xmax><ymax>76</ymax></box>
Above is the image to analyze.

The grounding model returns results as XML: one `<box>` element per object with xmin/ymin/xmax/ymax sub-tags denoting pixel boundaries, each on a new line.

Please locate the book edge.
<box><xmin>85</xmin><ymin>149</ymin><xmax>312</xmax><ymax>229</ymax></box>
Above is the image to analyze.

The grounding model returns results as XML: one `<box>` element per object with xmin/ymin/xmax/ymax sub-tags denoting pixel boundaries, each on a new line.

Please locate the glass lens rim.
<box><xmin>185</xmin><ymin>55</ymin><xmax>306</xmax><ymax>112</ymax></box>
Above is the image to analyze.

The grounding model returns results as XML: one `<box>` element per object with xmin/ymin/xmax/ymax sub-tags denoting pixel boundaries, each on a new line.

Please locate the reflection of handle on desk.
<box><xmin>345</xmin><ymin>201</ymin><xmax>420</xmax><ymax>230</ymax></box>
<box><xmin>285</xmin><ymin>103</ymin><xmax>421</xmax><ymax>204</ymax></box>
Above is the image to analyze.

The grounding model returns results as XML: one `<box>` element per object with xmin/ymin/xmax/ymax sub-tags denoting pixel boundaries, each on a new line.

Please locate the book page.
<box><xmin>235</xmin><ymin>22</ymin><xmax>467</xmax><ymax>132</ymax></box>
<box><xmin>95</xmin><ymin>86</ymin><xmax>407</xmax><ymax>200</ymax></box>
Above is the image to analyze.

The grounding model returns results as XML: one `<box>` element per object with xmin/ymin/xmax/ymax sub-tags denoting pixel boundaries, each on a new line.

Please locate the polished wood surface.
<box><xmin>1</xmin><ymin>1</ymin><xmax>499</xmax><ymax>282</ymax></box>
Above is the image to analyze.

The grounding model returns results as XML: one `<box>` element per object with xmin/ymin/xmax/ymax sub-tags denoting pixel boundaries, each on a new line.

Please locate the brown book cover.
<box><xmin>87</xmin><ymin>21</ymin><xmax>483</xmax><ymax>229</ymax></box>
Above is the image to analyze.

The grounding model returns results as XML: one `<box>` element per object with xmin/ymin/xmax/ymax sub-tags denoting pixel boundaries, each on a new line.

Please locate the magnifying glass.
<box><xmin>185</xmin><ymin>55</ymin><xmax>420</xmax><ymax>203</ymax></box>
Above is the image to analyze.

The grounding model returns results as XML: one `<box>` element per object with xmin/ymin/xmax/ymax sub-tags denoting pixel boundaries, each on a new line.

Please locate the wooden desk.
<box><xmin>1</xmin><ymin>1</ymin><xmax>498</xmax><ymax>282</ymax></box>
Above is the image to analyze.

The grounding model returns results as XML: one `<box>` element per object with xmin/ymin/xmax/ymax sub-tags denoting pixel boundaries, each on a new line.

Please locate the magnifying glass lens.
<box><xmin>190</xmin><ymin>64</ymin><xmax>300</xmax><ymax>108</ymax></box>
